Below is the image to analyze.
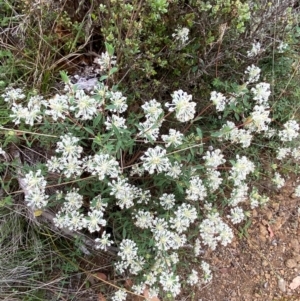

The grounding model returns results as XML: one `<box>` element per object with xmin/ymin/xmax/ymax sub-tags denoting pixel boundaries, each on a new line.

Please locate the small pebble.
<box><xmin>286</xmin><ymin>258</ymin><xmax>297</xmax><ymax>268</ymax></box>
<box><xmin>278</xmin><ymin>278</ymin><xmax>286</xmax><ymax>292</ymax></box>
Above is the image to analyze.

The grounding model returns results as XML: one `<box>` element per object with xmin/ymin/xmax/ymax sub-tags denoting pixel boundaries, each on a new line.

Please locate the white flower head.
<box><xmin>70</xmin><ymin>89</ymin><xmax>99</xmax><ymax>120</ymax></box>
<box><xmin>247</xmin><ymin>41</ymin><xmax>261</xmax><ymax>57</ymax></box>
<box><xmin>94</xmin><ymin>51</ymin><xmax>117</xmax><ymax>72</ymax></box>
<box><xmin>172</xmin><ymin>27</ymin><xmax>189</xmax><ymax>45</ymax></box>
<box><xmin>141</xmin><ymin>99</ymin><xmax>163</xmax><ymax>121</ymax></box>
<box><xmin>210</xmin><ymin>91</ymin><xmax>227</xmax><ymax>111</ymax></box>
<box><xmin>278</xmin><ymin>120</ymin><xmax>299</xmax><ymax>142</ymax></box>
<box><xmin>166</xmin><ymin>90</ymin><xmax>196</xmax><ymax>122</ymax></box>
<box><xmin>251</xmin><ymin>82</ymin><xmax>271</xmax><ymax>105</ymax></box>
<box><xmin>273</xmin><ymin>172</ymin><xmax>285</xmax><ymax>189</ymax></box>
<box><xmin>1</xmin><ymin>87</ymin><xmax>25</xmax><ymax>103</ymax></box>
<box><xmin>228</xmin><ymin>207</ymin><xmax>245</xmax><ymax>224</ymax></box>
<box><xmin>45</xmin><ymin>94</ymin><xmax>69</xmax><ymax>120</ymax></box>
<box><xmin>141</xmin><ymin>146</ymin><xmax>171</xmax><ymax>174</ymax></box>
<box><xmin>162</xmin><ymin>129</ymin><xmax>184</xmax><ymax>147</ymax></box>
<box><xmin>108</xmin><ymin>91</ymin><xmax>127</xmax><ymax>113</ymax></box>
<box><xmin>95</xmin><ymin>231</ymin><xmax>113</xmax><ymax>251</ymax></box>
<box><xmin>245</xmin><ymin>64</ymin><xmax>261</xmax><ymax>83</ymax></box>
<box><xmin>105</xmin><ymin>114</ymin><xmax>127</xmax><ymax>130</ymax></box>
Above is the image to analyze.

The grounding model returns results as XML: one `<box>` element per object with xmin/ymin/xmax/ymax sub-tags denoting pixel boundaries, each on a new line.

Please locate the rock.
<box><xmin>285</xmin><ymin>258</ymin><xmax>297</xmax><ymax>268</ymax></box>
<box><xmin>290</xmin><ymin>239</ymin><xmax>300</xmax><ymax>252</ymax></box>
<box><xmin>262</xmin><ymin>260</ymin><xmax>268</xmax><ymax>267</ymax></box>
<box><xmin>278</xmin><ymin>278</ymin><xmax>286</xmax><ymax>292</ymax></box>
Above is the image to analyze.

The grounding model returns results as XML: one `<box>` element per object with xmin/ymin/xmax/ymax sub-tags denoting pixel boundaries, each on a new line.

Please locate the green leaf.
<box><xmin>99</xmin><ymin>75</ymin><xmax>108</xmax><ymax>81</ymax></box>
<box><xmin>196</xmin><ymin>127</ymin><xmax>202</xmax><ymax>139</ymax></box>
<box><xmin>59</xmin><ymin>70</ymin><xmax>69</xmax><ymax>83</ymax></box>
<box><xmin>109</xmin><ymin>67</ymin><xmax>118</xmax><ymax>76</ymax></box>
<box><xmin>84</xmin><ymin>127</ymin><xmax>95</xmax><ymax>136</ymax></box>
<box><xmin>105</xmin><ymin>42</ymin><xmax>115</xmax><ymax>56</ymax></box>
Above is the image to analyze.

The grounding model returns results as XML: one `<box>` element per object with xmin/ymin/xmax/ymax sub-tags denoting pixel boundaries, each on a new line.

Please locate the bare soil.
<box><xmin>191</xmin><ymin>178</ymin><xmax>300</xmax><ymax>301</ymax></box>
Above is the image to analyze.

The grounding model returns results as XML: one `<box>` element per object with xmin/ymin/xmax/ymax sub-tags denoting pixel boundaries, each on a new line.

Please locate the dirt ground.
<box><xmin>192</xmin><ymin>178</ymin><xmax>300</xmax><ymax>301</ymax></box>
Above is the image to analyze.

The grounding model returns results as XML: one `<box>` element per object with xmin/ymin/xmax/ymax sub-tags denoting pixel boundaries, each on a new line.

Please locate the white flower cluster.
<box><xmin>276</xmin><ymin>147</ymin><xmax>291</xmax><ymax>160</ymax></box>
<box><xmin>249</xmin><ymin>188</ymin><xmax>269</xmax><ymax>209</ymax></box>
<box><xmin>95</xmin><ymin>231</ymin><xmax>113</xmax><ymax>251</ymax></box>
<box><xmin>229</xmin><ymin>155</ymin><xmax>255</xmax><ymax>186</ymax></box>
<box><xmin>247</xmin><ymin>41</ymin><xmax>261</xmax><ymax>57</ymax></box>
<box><xmin>109</xmin><ymin>177</ymin><xmax>141</xmax><ymax>209</ymax></box>
<box><xmin>141</xmin><ymin>146</ymin><xmax>170</xmax><ymax>174</ymax></box>
<box><xmin>272</xmin><ymin>172</ymin><xmax>285</xmax><ymax>189</ymax></box>
<box><xmin>47</xmin><ymin>134</ymin><xmax>83</xmax><ymax>178</ymax></box>
<box><xmin>228</xmin><ymin>207</ymin><xmax>245</xmax><ymax>224</ymax></box>
<box><xmin>294</xmin><ymin>185</ymin><xmax>300</xmax><ymax>197</ymax></box>
<box><xmin>251</xmin><ymin>82</ymin><xmax>271</xmax><ymax>105</ymax></box>
<box><xmin>162</xmin><ymin>129</ymin><xmax>184</xmax><ymax>147</ymax></box>
<box><xmin>203</xmin><ymin>149</ymin><xmax>225</xmax><ymax>168</ymax></box>
<box><xmin>277</xmin><ymin>41</ymin><xmax>288</xmax><ymax>53</ymax></box>
<box><xmin>166</xmin><ymin>90</ymin><xmax>196</xmax><ymax>122</ymax></box>
<box><xmin>245</xmin><ymin>64</ymin><xmax>261</xmax><ymax>83</ymax></box>
<box><xmin>186</xmin><ymin>176</ymin><xmax>207</xmax><ymax>201</ymax></box>
<box><xmin>115</xmin><ymin>239</ymin><xmax>145</xmax><ymax>275</ymax></box>
<box><xmin>84</xmin><ymin>153</ymin><xmax>120</xmax><ymax>180</ymax></box>
<box><xmin>210</xmin><ymin>91</ymin><xmax>227</xmax><ymax>111</ymax></box>
<box><xmin>172</xmin><ymin>27</ymin><xmax>189</xmax><ymax>45</ymax></box>
<box><xmin>2</xmin><ymin>87</ymin><xmax>25</xmax><ymax>103</ymax></box>
<box><xmin>170</xmin><ymin>203</ymin><xmax>197</xmax><ymax>233</ymax></box>
<box><xmin>278</xmin><ymin>120</ymin><xmax>299</xmax><ymax>142</ymax></box>
<box><xmin>53</xmin><ymin>189</ymin><xmax>108</xmax><ymax>233</ymax></box>
<box><xmin>10</xmin><ymin>95</ymin><xmax>46</xmax><ymax>126</ymax></box>
<box><xmin>220</xmin><ymin>121</ymin><xmax>253</xmax><ymax>148</ymax></box>
<box><xmin>23</xmin><ymin>170</ymin><xmax>49</xmax><ymax>209</ymax></box>
<box><xmin>201</xmin><ymin>261</ymin><xmax>213</xmax><ymax>283</ymax></box>
<box><xmin>111</xmin><ymin>289</ymin><xmax>127</xmax><ymax>301</ymax></box>
<box><xmin>246</xmin><ymin>105</ymin><xmax>271</xmax><ymax>133</ymax></box>
<box><xmin>199</xmin><ymin>212</ymin><xmax>234</xmax><ymax>250</ymax></box>
<box><xmin>94</xmin><ymin>51</ymin><xmax>117</xmax><ymax>72</ymax></box>
<box><xmin>206</xmin><ymin>169</ymin><xmax>223</xmax><ymax>192</ymax></box>
<box><xmin>138</xmin><ymin>99</ymin><xmax>163</xmax><ymax>141</ymax></box>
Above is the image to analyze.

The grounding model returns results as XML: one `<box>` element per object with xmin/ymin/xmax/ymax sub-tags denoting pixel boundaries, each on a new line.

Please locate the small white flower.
<box><xmin>141</xmin><ymin>146</ymin><xmax>171</xmax><ymax>174</ymax></box>
<box><xmin>203</xmin><ymin>149</ymin><xmax>225</xmax><ymax>168</ymax></box>
<box><xmin>273</xmin><ymin>172</ymin><xmax>285</xmax><ymax>189</ymax></box>
<box><xmin>142</xmin><ymin>99</ymin><xmax>163</xmax><ymax>121</ymax></box>
<box><xmin>111</xmin><ymin>289</ymin><xmax>127</xmax><ymax>301</ymax></box>
<box><xmin>228</xmin><ymin>207</ymin><xmax>245</xmax><ymax>224</ymax></box>
<box><xmin>172</xmin><ymin>27</ymin><xmax>189</xmax><ymax>45</ymax></box>
<box><xmin>56</xmin><ymin>134</ymin><xmax>83</xmax><ymax>159</ymax></box>
<box><xmin>109</xmin><ymin>91</ymin><xmax>128</xmax><ymax>113</ymax></box>
<box><xmin>276</xmin><ymin>147</ymin><xmax>291</xmax><ymax>160</ymax></box>
<box><xmin>1</xmin><ymin>87</ymin><xmax>25</xmax><ymax>103</ymax></box>
<box><xmin>94</xmin><ymin>51</ymin><xmax>117</xmax><ymax>72</ymax></box>
<box><xmin>251</xmin><ymin>82</ymin><xmax>271</xmax><ymax>104</ymax></box>
<box><xmin>294</xmin><ymin>185</ymin><xmax>300</xmax><ymax>197</ymax></box>
<box><xmin>105</xmin><ymin>114</ymin><xmax>127</xmax><ymax>130</ymax></box>
<box><xmin>162</xmin><ymin>129</ymin><xmax>184</xmax><ymax>147</ymax></box>
<box><xmin>187</xmin><ymin>269</ymin><xmax>198</xmax><ymax>285</ymax></box>
<box><xmin>186</xmin><ymin>176</ymin><xmax>207</xmax><ymax>201</ymax></box>
<box><xmin>159</xmin><ymin>193</ymin><xmax>176</xmax><ymax>210</ymax></box>
<box><xmin>160</xmin><ymin>271</ymin><xmax>181</xmax><ymax>296</ymax></box>
<box><xmin>166</xmin><ymin>90</ymin><xmax>196</xmax><ymax>122</ymax></box>
<box><xmin>245</xmin><ymin>64</ymin><xmax>261</xmax><ymax>83</ymax></box>
<box><xmin>201</xmin><ymin>261</ymin><xmax>213</xmax><ymax>283</ymax></box>
<box><xmin>278</xmin><ymin>120</ymin><xmax>299</xmax><ymax>142</ymax></box>
<box><xmin>95</xmin><ymin>231</ymin><xmax>113</xmax><ymax>251</ymax></box>
<box><xmin>166</xmin><ymin>162</ymin><xmax>182</xmax><ymax>179</ymax></box>
<box><xmin>210</xmin><ymin>91</ymin><xmax>227</xmax><ymax>111</ymax></box>
<box><xmin>70</xmin><ymin>89</ymin><xmax>99</xmax><ymax>120</ymax></box>
<box><xmin>45</xmin><ymin>94</ymin><xmax>69</xmax><ymax>120</ymax></box>
<box><xmin>247</xmin><ymin>42</ymin><xmax>261</xmax><ymax>57</ymax></box>
<box><xmin>277</xmin><ymin>41</ymin><xmax>288</xmax><ymax>53</ymax></box>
